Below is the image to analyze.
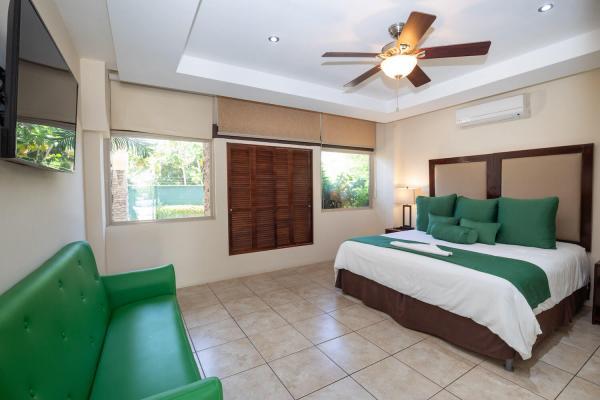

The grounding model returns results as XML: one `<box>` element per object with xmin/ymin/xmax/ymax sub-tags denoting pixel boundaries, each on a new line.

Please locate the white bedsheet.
<box><xmin>334</xmin><ymin>230</ymin><xmax>590</xmax><ymax>359</ymax></box>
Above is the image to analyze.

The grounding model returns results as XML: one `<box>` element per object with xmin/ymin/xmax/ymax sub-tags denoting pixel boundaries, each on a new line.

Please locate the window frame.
<box><xmin>320</xmin><ymin>147</ymin><xmax>374</xmax><ymax>212</ymax></box>
<box><xmin>105</xmin><ymin>130</ymin><xmax>215</xmax><ymax>226</ymax></box>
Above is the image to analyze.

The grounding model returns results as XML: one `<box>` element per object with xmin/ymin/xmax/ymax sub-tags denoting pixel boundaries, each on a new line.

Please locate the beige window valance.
<box><xmin>217</xmin><ymin>97</ymin><xmax>321</xmax><ymax>143</ymax></box>
<box><xmin>110</xmin><ymin>81</ymin><xmax>213</xmax><ymax>139</ymax></box>
<box><xmin>217</xmin><ymin>97</ymin><xmax>375</xmax><ymax>149</ymax></box>
<box><xmin>321</xmin><ymin>113</ymin><xmax>376</xmax><ymax>149</ymax></box>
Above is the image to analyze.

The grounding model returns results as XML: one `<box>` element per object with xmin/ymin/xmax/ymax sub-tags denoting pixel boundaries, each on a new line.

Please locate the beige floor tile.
<box><xmin>536</xmin><ymin>337</ymin><xmax>591</xmax><ymax>373</ymax></box>
<box><xmin>578</xmin><ymin>355</ymin><xmax>600</xmax><ymax>386</ymax></box>
<box><xmin>269</xmin><ymin>347</ymin><xmax>346</xmax><ymax>399</ymax></box>
<box><xmin>570</xmin><ymin>317</ymin><xmax>600</xmax><ymax>339</ymax></box>
<box><xmin>214</xmin><ymin>284</ymin><xmax>254</xmax><ymax>302</ymax></box>
<box><xmin>197</xmin><ymin>338</ymin><xmax>264</xmax><ymax>378</ymax></box>
<box><xmin>222</xmin><ymin>365</ymin><xmax>293</xmax><ymax>400</ymax></box>
<box><xmin>556</xmin><ymin>376</ymin><xmax>600</xmax><ymax>400</ymax></box>
<box><xmin>557</xmin><ymin>325</ymin><xmax>600</xmax><ymax>353</ymax></box>
<box><xmin>244</xmin><ymin>278</ymin><xmax>282</xmax><ymax>294</ymax></box>
<box><xmin>273</xmin><ymin>300</ymin><xmax>325</xmax><ymax>323</ymax></box>
<box><xmin>183</xmin><ymin>303</ymin><xmax>231</xmax><ymax>329</ymax></box>
<box><xmin>194</xmin><ymin>352</ymin><xmax>206</xmax><ymax>379</ymax></box>
<box><xmin>248</xmin><ymin>324</ymin><xmax>312</xmax><ymax>361</ymax></box>
<box><xmin>274</xmin><ymin>274</ymin><xmax>314</xmax><ymax>288</ymax></box>
<box><xmin>306</xmin><ymin>293</ymin><xmax>356</xmax><ymax>312</ymax></box>
<box><xmin>208</xmin><ymin>278</ymin><xmax>245</xmax><ymax>291</ymax></box>
<box><xmin>308</xmin><ymin>271</ymin><xmax>336</xmax><ymax>286</ymax></box>
<box><xmin>177</xmin><ymin>291</ymin><xmax>220</xmax><ymax>311</ymax></box>
<box><xmin>329</xmin><ymin>304</ymin><xmax>386</xmax><ymax>331</ymax></box>
<box><xmin>291</xmin><ymin>283</ymin><xmax>336</xmax><ymax>299</ymax></box>
<box><xmin>235</xmin><ymin>309</ymin><xmax>289</xmax><ymax>336</ymax></box>
<box><xmin>188</xmin><ymin>318</ymin><xmax>245</xmax><ymax>351</ymax></box>
<box><xmin>303</xmin><ymin>377</ymin><xmax>375</xmax><ymax>400</ymax></box>
<box><xmin>222</xmin><ymin>295</ymin><xmax>270</xmax><ymax>318</ymax></box>
<box><xmin>425</xmin><ymin>336</ymin><xmax>484</xmax><ymax>365</ymax></box>
<box><xmin>480</xmin><ymin>357</ymin><xmax>573</xmax><ymax>400</ymax></box>
<box><xmin>318</xmin><ymin>333</ymin><xmax>388</xmax><ymax>374</ymax></box>
<box><xmin>447</xmin><ymin>366</ymin><xmax>544</xmax><ymax>400</ymax></box>
<box><xmin>430</xmin><ymin>390</ymin><xmax>461</xmax><ymax>400</ymax></box>
<box><xmin>177</xmin><ymin>284</ymin><xmax>211</xmax><ymax>297</ymax></box>
<box><xmin>259</xmin><ymin>288</ymin><xmax>304</xmax><ymax>307</ymax></box>
<box><xmin>352</xmin><ymin>357</ymin><xmax>441</xmax><ymax>400</ymax></box>
<box><xmin>293</xmin><ymin>314</ymin><xmax>352</xmax><ymax>344</ymax></box>
<box><xmin>395</xmin><ymin>339</ymin><xmax>475</xmax><ymax>386</ymax></box>
<box><xmin>357</xmin><ymin>319</ymin><xmax>425</xmax><ymax>354</ymax></box>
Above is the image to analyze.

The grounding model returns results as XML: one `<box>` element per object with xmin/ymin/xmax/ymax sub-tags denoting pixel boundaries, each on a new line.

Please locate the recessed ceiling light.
<box><xmin>537</xmin><ymin>3</ymin><xmax>554</xmax><ymax>12</ymax></box>
<box><xmin>268</xmin><ymin>35</ymin><xmax>280</xmax><ymax>43</ymax></box>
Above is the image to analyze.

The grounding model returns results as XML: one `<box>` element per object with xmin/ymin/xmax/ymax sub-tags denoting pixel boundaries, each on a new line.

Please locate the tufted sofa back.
<box><xmin>0</xmin><ymin>241</ymin><xmax>110</xmax><ymax>400</ymax></box>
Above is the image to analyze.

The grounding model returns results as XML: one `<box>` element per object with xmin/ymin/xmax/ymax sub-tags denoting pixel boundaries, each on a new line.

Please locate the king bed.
<box><xmin>334</xmin><ymin>144</ymin><xmax>594</xmax><ymax>370</ymax></box>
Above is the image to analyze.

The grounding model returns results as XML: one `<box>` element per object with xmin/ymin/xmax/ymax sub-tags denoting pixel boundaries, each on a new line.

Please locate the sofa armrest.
<box><xmin>102</xmin><ymin>264</ymin><xmax>176</xmax><ymax>310</ymax></box>
<box><xmin>142</xmin><ymin>378</ymin><xmax>223</xmax><ymax>400</ymax></box>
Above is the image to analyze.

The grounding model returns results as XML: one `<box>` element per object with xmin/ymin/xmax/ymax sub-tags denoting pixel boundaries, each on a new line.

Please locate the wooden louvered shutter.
<box><xmin>291</xmin><ymin>149</ymin><xmax>313</xmax><ymax>244</ymax></box>
<box><xmin>254</xmin><ymin>147</ymin><xmax>276</xmax><ymax>249</ymax></box>
<box><xmin>228</xmin><ymin>143</ymin><xmax>312</xmax><ymax>254</ymax></box>
<box><xmin>228</xmin><ymin>144</ymin><xmax>253</xmax><ymax>253</ymax></box>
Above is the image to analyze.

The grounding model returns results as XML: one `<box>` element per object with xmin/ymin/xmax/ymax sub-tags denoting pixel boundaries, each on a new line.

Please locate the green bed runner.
<box><xmin>349</xmin><ymin>235</ymin><xmax>550</xmax><ymax>309</ymax></box>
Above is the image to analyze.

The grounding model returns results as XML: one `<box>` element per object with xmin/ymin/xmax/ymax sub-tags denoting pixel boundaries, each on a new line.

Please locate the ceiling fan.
<box><xmin>323</xmin><ymin>11</ymin><xmax>491</xmax><ymax>88</ymax></box>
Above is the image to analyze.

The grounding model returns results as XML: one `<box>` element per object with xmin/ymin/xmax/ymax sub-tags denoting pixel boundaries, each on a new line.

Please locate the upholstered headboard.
<box><xmin>429</xmin><ymin>144</ymin><xmax>594</xmax><ymax>250</ymax></box>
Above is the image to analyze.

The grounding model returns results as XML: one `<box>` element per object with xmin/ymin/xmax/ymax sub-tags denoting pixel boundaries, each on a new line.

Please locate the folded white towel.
<box><xmin>390</xmin><ymin>241</ymin><xmax>453</xmax><ymax>257</ymax></box>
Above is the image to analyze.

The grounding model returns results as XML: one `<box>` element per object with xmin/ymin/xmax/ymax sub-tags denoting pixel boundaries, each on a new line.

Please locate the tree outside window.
<box><xmin>321</xmin><ymin>150</ymin><xmax>371</xmax><ymax>209</ymax></box>
<box><xmin>110</xmin><ymin>135</ymin><xmax>211</xmax><ymax>222</ymax></box>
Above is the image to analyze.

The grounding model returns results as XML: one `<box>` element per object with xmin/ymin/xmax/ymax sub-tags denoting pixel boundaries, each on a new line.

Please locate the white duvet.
<box><xmin>334</xmin><ymin>230</ymin><xmax>590</xmax><ymax>359</ymax></box>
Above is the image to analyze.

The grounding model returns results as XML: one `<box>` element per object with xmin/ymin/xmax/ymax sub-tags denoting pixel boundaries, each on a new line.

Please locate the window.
<box><xmin>227</xmin><ymin>143</ymin><xmax>313</xmax><ymax>254</ymax></box>
<box><xmin>321</xmin><ymin>150</ymin><xmax>372</xmax><ymax>210</ymax></box>
<box><xmin>109</xmin><ymin>133</ymin><xmax>212</xmax><ymax>223</ymax></box>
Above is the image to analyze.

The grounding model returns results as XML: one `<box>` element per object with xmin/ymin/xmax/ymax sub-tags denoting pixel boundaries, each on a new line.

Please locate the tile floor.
<box><xmin>177</xmin><ymin>261</ymin><xmax>600</xmax><ymax>400</ymax></box>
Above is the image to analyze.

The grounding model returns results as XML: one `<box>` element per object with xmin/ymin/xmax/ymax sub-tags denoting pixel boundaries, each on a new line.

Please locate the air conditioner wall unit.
<box><xmin>456</xmin><ymin>94</ymin><xmax>529</xmax><ymax>127</ymax></box>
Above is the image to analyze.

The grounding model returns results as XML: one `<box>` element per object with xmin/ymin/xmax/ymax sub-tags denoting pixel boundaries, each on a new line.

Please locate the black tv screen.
<box><xmin>0</xmin><ymin>0</ymin><xmax>78</xmax><ymax>172</ymax></box>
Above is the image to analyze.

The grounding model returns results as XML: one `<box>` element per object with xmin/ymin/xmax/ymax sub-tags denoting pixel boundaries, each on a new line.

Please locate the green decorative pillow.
<box><xmin>431</xmin><ymin>223</ymin><xmax>478</xmax><ymax>244</ymax></box>
<box><xmin>416</xmin><ymin>194</ymin><xmax>457</xmax><ymax>232</ymax></box>
<box><xmin>460</xmin><ymin>218</ymin><xmax>501</xmax><ymax>245</ymax></box>
<box><xmin>454</xmin><ymin>196</ymin><xmax>498</xmax><ymax>223</ymax></box>
<box><xmin>427</xmin><ymin>213</ymin><xmax>459</xmax><ymax>234</ymax></box>
<box><xmin>496</xmin><ymin>197</ymin><xmax>559</xmax><ymax>249</ymax></box>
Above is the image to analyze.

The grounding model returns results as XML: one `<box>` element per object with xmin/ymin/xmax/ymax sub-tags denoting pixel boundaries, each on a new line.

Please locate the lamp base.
<box><xmin>402</xmin><ymin>204</ymin><xmax>412</xmax><ymax>228</ymax></box>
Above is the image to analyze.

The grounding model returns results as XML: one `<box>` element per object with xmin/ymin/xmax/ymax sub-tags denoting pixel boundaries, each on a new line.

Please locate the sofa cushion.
<box><xmin>89</xmin><ymin>295</ymin><xmax>199</xmax><ymax>400</ymax></box>
<box><xmin>0</xmin><ymin>242</ymin><xmax>110</xmax><ymax>400</ymax></box>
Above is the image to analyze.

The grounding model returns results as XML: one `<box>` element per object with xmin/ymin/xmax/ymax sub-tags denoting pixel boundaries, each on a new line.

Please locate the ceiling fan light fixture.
<box><xmin>380</xmin><ymin>54</ymin><xmax>417</xmax><ymax>79</ymax></box>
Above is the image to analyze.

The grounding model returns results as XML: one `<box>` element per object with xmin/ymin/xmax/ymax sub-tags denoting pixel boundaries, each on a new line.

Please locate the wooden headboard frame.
<box><xmin>429</xmin><ymin>144</ymin><xmax>594</xmax><ymax>251</ymax></box>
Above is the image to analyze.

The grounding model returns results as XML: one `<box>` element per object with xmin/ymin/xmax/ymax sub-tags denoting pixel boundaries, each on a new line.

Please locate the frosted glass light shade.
<box><xmin>380</xmin><ymin>55</ymin><xmax>417</xmax><ymax>79</ymax></box>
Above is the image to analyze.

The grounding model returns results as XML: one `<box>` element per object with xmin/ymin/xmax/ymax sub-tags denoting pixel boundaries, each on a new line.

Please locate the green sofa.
<box><xmin>0</xmin><ymin>241</ymin><xmax>222</xmax><ymax>400</ymax></box>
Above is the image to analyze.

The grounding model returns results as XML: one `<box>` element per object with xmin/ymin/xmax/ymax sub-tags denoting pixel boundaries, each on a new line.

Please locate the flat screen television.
<box><xmin>0</xmin><ymin>0</ymin><xmax>78</xmax><ymax>172</ymax></box>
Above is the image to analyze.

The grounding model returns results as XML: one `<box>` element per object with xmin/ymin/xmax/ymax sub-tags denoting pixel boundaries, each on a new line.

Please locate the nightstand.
<box><xmin>385</xmin><ymin>226</ymin><xmax>414</xmax><ymax>234</ymax></box>
<box><xmin>594</xmin><ymin>261</ymin><xmax>600</xmax><ymax>324</ymax></box>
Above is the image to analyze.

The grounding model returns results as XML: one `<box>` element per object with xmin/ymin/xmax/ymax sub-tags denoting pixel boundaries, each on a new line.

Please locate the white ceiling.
<box><xmin>51</xmin><ymin>0</ymin><xmax>600</xmax><ymax>122</ymax></box>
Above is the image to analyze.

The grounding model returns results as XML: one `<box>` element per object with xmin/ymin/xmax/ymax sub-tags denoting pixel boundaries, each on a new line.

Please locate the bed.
<box><xmin>334</xmin><ymin>144</ymin><xmax>594</xmax><ymax>370</ymax></box>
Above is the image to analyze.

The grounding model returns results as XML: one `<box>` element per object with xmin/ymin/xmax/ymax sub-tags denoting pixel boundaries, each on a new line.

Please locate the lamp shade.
<box><xmin>380</xmin><ymin>55</ymin><xmax>418</xmax><ymax>79</ymax></box>
<box><xmin>395</xmin><ymin>186</ymin><xmax>416</xmax><ymax>205</ymax></box>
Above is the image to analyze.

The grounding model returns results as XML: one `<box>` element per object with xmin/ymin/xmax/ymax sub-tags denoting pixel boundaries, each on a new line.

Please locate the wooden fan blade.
<box><xmin>322</xmin><ymin>52</ymin><xmax>380</xmax><ymax>57</ymax></box>
<box><xmin>344</xmin><ymin>65</ymin><xmax>381</xmax><ymax>87</ymax></box>
<box><xmin>406</xmin><ymin>65</ymin><xmax>430</xmax><ymax>87</ymax></box>
<box><xmin>397</xmin><ymin>11</ymin><xmax>436</xmax><ymax>50</ymax></box>
<box><xmin>418</xmin><ymin>41</ymin><xmax>491</xmax><ymax>59</ymax></box>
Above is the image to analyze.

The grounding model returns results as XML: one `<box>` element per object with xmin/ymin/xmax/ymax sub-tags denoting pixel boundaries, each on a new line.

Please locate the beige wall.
<box><xmin>0</xmin><ymin>0</ymin><xmax>84</xmax><ymax>293</ymax></box>
<box><xmin>379</xmin><ymin>68</ymin><xmax>600</xmax><ymax>292</ymax></box>
<box><xmin>105</xmin><ymin>139</ymin><xmax>383</xmax><ymax>287</ymax></box>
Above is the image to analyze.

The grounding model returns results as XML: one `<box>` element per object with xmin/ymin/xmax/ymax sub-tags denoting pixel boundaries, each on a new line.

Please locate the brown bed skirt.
<box><xmin>335</xmin><ymin>269</ymin><xmax>589</xmax><ymax>361</ymax></box>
